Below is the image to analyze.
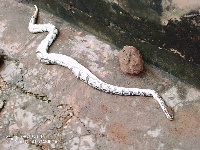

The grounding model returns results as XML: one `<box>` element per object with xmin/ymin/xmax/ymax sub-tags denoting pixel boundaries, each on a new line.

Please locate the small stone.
<box><xmin>118</xmin><ymin>46</ymin><xmax>144</xmax><ymax>75</ymax></box>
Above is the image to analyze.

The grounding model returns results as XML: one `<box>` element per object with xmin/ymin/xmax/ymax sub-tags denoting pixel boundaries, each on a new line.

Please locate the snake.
<box><xmin>28</xmin><ymin>5</ymin><xmax>173</xmax><ymax>121</ymax></box>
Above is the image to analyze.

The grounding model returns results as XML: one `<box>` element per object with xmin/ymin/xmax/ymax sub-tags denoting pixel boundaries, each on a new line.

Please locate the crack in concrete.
<box><xmin>2</xmin><ymin>59</ymin><xmax>50</xmax><ymax>102</ymax></box>
<box><xmin>18</xmin><ymin>62</ymin><xmax>50</xmax><ymax>102</ymax></box>
<box><xmin>0</xmin><ymin>58</ymin><xmax>79</xmax><ymax>149</ymax></box>
<box><xmin>76</xmin><ymin>116</ymin><xmax>92</xmax><ymax>135</ymax></box>
<box><xmin>16</xmin><ymin>83</ymin><xmax>49</xmax><ymax>102</ymax></box>
<box><xmin>6</xmin><ymin>78</ymin><xmax>50</xmax><ymax>103</ymax></box>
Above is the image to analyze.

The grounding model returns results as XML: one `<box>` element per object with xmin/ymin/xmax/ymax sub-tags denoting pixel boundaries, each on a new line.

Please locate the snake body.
<box><xmin>28</xmin><ymin>5</ymin><xmax>173</xmax><ymax>120</ymax></box>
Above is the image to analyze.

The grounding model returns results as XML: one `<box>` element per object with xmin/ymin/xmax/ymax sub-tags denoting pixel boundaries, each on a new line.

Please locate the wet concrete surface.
<box><xmin>0</xmin><ymin>0</ymin><xmax>200</xmax><ymax>149</ymax></box>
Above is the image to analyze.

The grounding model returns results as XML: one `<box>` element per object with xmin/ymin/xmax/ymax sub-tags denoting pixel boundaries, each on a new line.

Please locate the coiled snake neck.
<box><xmin>28</xmin><ymin>5</ymin><xmax>173</xmax><ymax>121</ymax></box>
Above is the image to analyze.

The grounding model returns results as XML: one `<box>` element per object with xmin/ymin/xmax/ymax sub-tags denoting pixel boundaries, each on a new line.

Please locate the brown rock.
<box><xmin>118</xmin><ymin>46</ymin><xmax>144</xmax><ymax>75</ymax></box>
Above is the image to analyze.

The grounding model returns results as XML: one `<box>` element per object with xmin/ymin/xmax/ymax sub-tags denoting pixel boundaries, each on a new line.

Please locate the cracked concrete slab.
<box><xmin>0</xmin><ymin>0</ymin><xmax>200</xmax><ymax>149</ymax></box>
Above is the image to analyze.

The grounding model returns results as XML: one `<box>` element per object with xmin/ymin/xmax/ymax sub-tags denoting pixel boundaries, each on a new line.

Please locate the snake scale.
<box><xmin>28</xmin><ymin>5</ymin><xmax>173</xmax><ymax>120</ymax></box>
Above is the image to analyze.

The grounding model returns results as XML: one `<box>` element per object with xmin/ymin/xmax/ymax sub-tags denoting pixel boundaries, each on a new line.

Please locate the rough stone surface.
<box><xmin>118</xmin><ymin>46</ymin><xmax>144</xmax><ymax>75</ymax></box>
<box><xmin>0</xmin><ymin>0</ymin><xmax>200</xmax><ymax>149</ymax></box>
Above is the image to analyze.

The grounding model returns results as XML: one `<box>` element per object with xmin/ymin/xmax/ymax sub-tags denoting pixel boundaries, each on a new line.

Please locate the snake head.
<box><xmin>33</xmin><ymin>5</ymin><xmax>39</xmax><ymax>18</ymax></box>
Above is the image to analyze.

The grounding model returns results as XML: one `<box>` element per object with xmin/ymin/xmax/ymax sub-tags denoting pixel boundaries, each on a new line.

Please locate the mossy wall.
<box><xmin>19</xmin><ymin>0</ymin><xmax>200</xmax><ymax>88</ymax></box>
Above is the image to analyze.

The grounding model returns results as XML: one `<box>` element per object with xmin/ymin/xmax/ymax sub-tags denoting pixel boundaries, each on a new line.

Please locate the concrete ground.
<box><xmin>0</xmin><ymin>0</ymin><xmax>200</xmax><ymax>149</ymax></box>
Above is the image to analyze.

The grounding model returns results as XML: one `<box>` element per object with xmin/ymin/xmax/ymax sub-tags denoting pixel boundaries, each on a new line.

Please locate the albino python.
<box><xmin>28</xmin><ymin>5</ymin><xmax>173</xmax><ymax>120</ymax></box>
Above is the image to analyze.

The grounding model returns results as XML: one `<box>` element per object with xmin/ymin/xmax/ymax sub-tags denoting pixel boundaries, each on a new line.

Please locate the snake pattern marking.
<box><xmin>28</xmin><ymin>5</ymin><xmax>173</xmax><ymax>120</ymax></box>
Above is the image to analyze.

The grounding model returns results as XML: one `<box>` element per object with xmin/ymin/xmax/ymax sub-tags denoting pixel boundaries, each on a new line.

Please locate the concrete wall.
<box><xmin>19</xmin><ymin>0</ymin><xmax>200</xmax><ymax>88</ymax></box>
